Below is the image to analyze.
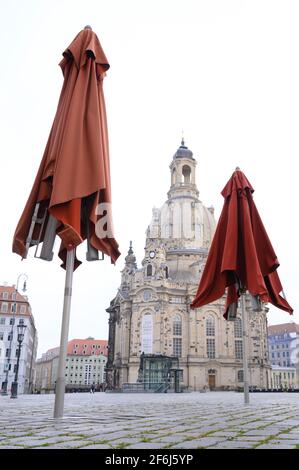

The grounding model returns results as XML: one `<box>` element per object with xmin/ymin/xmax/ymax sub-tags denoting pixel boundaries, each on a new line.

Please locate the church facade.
<box><xmin>106</xmin><ymin>140</ymin><xmax>271</xmax><ymax>391</ymax></box>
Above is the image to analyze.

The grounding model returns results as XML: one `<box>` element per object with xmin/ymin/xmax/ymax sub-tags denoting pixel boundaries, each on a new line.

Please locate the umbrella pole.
<box><xmin>241</xmin><ymin>292</ymin><xmax>250</xmax><ymax>404</ymax></box>
<box><xmin>53</xmin><ymin>248</ymin><xmax>75</xmax><ymax>418</ymax></box>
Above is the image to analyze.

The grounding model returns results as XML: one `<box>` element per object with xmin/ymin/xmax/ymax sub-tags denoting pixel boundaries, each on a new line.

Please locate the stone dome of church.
<box><xmin>173</xmin><ymin>138</ymin><xmax>194</xmax><ymax>160</ymax></box>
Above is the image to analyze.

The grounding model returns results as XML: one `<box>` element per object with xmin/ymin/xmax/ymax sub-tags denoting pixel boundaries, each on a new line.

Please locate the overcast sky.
<box><xmin>0</xmin><ymin>0</ymin><xmax>298</xmax><ymax>357</ymax></box>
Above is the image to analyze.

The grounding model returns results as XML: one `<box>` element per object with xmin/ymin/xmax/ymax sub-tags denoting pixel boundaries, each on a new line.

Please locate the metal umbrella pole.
<box><xmin>240</xmin><ymin>291</ymin><xmax>250</xmax><ymax>404</ymax></box>
<box><xmin>53</xmin><ymin>249</ymin><xmax>75</xmax><ymax>418</ymax></box>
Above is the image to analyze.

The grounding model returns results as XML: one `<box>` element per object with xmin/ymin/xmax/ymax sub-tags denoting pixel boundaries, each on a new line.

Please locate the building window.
<box><xmin>143</xmin><ymin>290</ymin><xmax>152</xmax><ymax>301</ymax></box>
<box><xmin>16</xmin><ymin>348</ymin><xmax>20</xmax><ymax>357</ymax></box>
<box><xmin>11</xmin><ymin>293</ymin><xmax>17</xmax><ymax>301</ymax></box>
<box><xmin>237</xmin><ymin>370</ymin><xmax>244</xmax><ymax>382</ymax></box>
<box><xmin>5</xmin><ymin>349</ymin><xmax>10</xmax><ymax>357</ymax></box>
<box><xmin>234</xmin><ymin>318</ymin><xmax>242</xmax><ymax>338</ymax></box>
<box><xmin>13</xmin><ymin>364</ymin><xmax>18</xmax><ymax>373</ymax></box>
<box><xmin>235</xmin><ymin>340</ymin><xmax>243</xmax><ymax>359</ymax></box>
<box><xmin>165</xmin><ymin>266</ymin><xmax>169</xmax><ymax>278</ymax></box>
<box><xmin>0</xmin><ymin>318</ymin><xmax>5</xmax><ymax>325</ymax></box>
<box><xmin>2</xmin><ymin>292</ymin><xmax>8</xmax><ymax>300</ymax></box>
<box><xmin>10</xmin><ymin>318</ymin><xmax>15</xmax><ymax>326</ymax></box>
<box><xmin>173</xmin><ymin>338</ymin><xmax>182</xmax><ymax>357</ymax></box>
<box><xmin>20</xmin><ymin>305</ymin><xmax>26</xmax><ymax>314</ymax></box>
<box><xmin>141</xmin><ymin>313</ymin><xmax>153</xmax><ymax>354</ymax></box>
<box><xmin>7</xmin><ymin>332</ymin><xmax>13</xmax><ymax>341</ymax></box>
<box><xmin>206</xmin><ymin>316</ymin><xmax>215</xmax><ymax>336</ymax></box>
<box><xmin>0</xmin><ymin>332</ymin><xmax>3</xmax><ymax>340</ymax></box>
<box><xmin>1</xmin><ymin>303</ymin><xmax>8</xmax><ymax>313</ymax></box>
<box><xmin>172</xmin><ymin>315</ymin><xmax>182</xmax><ymax>357</ymax></box>
<box><xmin>146</xmin><ymin>264</ymin><xmax>153</xmax><ymax>277</ymax></box>
<box><xmin>207</xmin><ymin>338</ymin><xmax>215</xmax><ymax>359</ymax></box>
<box><xmin>11</xmin><ymin>303</ymin><xmax>17</xmax><ymax>313</ymax></box>
<box><xmin>173</xmin><ymin>315</ymin><xmax>182</xmax><ymax>336</ymax></box>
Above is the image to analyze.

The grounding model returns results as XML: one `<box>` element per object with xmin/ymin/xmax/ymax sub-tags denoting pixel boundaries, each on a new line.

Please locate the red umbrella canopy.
<box><xmin>12</xmin><ymin>27</ymin><xmax>120</xmax><ymax>269</ymax></box>
<box><xmin>191</xmin><ymin>168</ymin><xmax>293</xmax><ymax>317</ymax></box>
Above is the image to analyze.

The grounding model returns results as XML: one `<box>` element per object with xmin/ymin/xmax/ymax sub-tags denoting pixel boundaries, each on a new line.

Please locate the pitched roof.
<box><xmin>67</xmin><ymin>338</ymin><xmax>108</xmax><ymax>356</ymax></box>
<box><xmin>268</xmin><ymin>322</ymin><xmax>299</xmax><ymax>335</ymax></box>
<box><xmin>0</xmin><ymin>285</ymin><xmax>29</xmax><ymax>304</ymax></box>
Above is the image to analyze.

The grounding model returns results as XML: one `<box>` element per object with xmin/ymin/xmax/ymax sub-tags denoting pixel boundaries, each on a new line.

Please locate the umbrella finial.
<box><xmin>181</xmin><ymin>129</ymin><xmax>185</xmax><ymax>147</ymax></box>
<box><xmin>84</xmin><ymin>25</ymin><xmax>92</xmax><ymax>30</ymax></box>
<box><xmin>235</xmin><ymin>166</ymin><xmax>241</xmax><ymax>171</ymax></box>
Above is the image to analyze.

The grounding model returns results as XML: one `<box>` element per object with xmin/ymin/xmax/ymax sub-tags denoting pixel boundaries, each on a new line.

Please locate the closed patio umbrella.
<box><xmin>12</xmin><ymin>26</ymin><xmax>120</xmax><ymax>417</ymax></box>
<box><xmin>191</xmin><ymin>167</ymin><xmax>293</xmax><ymax>403</ymax></box>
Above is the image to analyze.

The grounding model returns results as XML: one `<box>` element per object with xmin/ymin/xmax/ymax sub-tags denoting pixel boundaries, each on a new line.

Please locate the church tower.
<box><xmin>106</xmin><ymin>140</ymin><xmax>271</xmax><ymax>392</ymax></box>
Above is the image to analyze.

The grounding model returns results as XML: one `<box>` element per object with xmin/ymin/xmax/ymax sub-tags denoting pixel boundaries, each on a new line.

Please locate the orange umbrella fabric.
<box><xmin>12</xmin><ymin>28</ymin><xmax>120</xmax><ymax>269</ymax></box>
<box><xmin>191</xmin><ymin>168</ymin><xmax>293</xmax><ymax>317</ymax></box>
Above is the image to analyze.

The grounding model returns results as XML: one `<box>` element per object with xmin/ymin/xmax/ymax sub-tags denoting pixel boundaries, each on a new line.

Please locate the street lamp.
<box><xmin>10</xmin><ymin>322</ymin><xmax>27</xmax><ymax>398</ymax></box>
<box><xmin>1</xmin><ymin>273</ymin><xmax>28</xmax><ymax>396</ymax></box>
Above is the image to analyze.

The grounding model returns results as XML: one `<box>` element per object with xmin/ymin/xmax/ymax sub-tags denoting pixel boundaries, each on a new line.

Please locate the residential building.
<box><xmin>35</xmin><ymin>338</ymin><xmax>108</xmax><ymax>392</ymax></box>
<box><xmin>106</xmin><ymin>140</ymin><xmax>271</xmax><ymax>391</ymax></box>
<box><xmin>268</xmin><ymin>323</ymin><xmax>299</xmax><ymax>368</ymax></box>
<box><xmin>0</xmin><ymin>284</ymin><xmax>38</xmax><ymax>394</ymax></box>
<box><xmin>270</xmin><ymin>365</ymin><xmax>298</xmax><ymax>390</ymax></box>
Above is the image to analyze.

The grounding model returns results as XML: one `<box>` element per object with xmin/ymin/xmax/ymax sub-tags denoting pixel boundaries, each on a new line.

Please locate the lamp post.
<box><xmin>10</xmin><ymin>322</ymin><xmax>27</xmax><ymax>398</ymax></box>
<box><xmin>1</xmin><ymin>273</ymin><xmax>28</xmax><ymax>396</ymax></box>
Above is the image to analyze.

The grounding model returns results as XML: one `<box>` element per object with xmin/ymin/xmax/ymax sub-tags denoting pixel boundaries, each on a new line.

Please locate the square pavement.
<box><xmin>0</xmin><ymin>392</ymin><xmax>299</xmax><ymax>449</ymax></box>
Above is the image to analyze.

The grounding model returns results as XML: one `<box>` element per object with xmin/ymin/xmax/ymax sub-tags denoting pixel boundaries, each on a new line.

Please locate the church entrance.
<box><xmin>138</xmin><ymin>354</ymin><xmax>181</xmax><ymax>392</ymax></box>
<box><xmin>208</xmin><ymin>369</ymin><xmax>216</xmax><ymax>390</ymax></box>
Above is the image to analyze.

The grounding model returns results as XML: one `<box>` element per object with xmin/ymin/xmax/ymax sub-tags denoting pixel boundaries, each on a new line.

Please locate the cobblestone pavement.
<box><xmin>0</xmin><ymin>392</ymin><xmax>299</xmax><ymax>449</ymax></box>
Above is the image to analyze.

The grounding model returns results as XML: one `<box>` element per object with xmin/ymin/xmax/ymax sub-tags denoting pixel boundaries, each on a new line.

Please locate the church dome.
<box><xmin>173</xmin><ymin>138</ymin><xmax>194</xmax><ymax>160</ymax></box>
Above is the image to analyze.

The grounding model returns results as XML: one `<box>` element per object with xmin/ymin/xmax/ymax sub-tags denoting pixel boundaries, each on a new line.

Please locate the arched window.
<box><xmin>206</xmin><ymin>316</ymin><xmax>215</xmax><ymax>359</ymax></box>
<box><xmin>234</xmin><ymin>318</ymin><xmax>243</xmax><ymax>359</ymax></box>
<box><xmin>173</xmin><ymin>315</ymin><xmax>182</xmax><ymax>336</ymax></box>
<box><xmin>234</xmin><ymin>318</ymin><xmax>242</xmax><ymax>338</ymax></box>
<box><xmin>172</xmin><ymin>167</ymin><xmax>177</xmax><ymax>185</ymax></box>
<box><xmin>182</xmin><ymin>165</ymin><xmax>191</xmax><ymax>183</ymax></box>
<box><xmin>146</xmin><ymin>264</ymin><xmax>153</xmax><ymax>277</ymax></box>
<box><xmin>237</xmin><ymin>370</ymin><xmax>244</xmax><ymax>382</ymax></box>
<box><xmin>206</xmin><ymin>316</ymin><xmax>215</xmax><ymax>336</ymax></box>
<box><xmin>173</xmin><ymin>314</ymin><xmax>182</xmax><ymax>357</ymax></box>
<box><xmin>141</xmin><ymin>313</ymin><xmax>153</xmax><ymax>354</ymax></box>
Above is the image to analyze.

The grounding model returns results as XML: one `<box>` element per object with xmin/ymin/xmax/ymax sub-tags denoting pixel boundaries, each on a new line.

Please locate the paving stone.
<box><xmin>211</xmin><ymin>441</ymin><xmax>256</xmax><ymax>449</ymax></box>
<box><xmin>32</xmin><ymin>440</ymin><xmax>94</xmax><ymax>449</ymax></box>
<box><xmin>244</xmin><ymin>429</ymin><xmax>280</xmax><ymax>436</ymax></box>
<box><xmin>79</xmin><ymin>444</ymin><xmax>112</xmax><ymax>449</ymax></box>
<box><xmin>127</xmin><ymin>442</ymin><xmax>164</xmax><ymax>449</ymax></box>
<box><xmin>0</xmin><ymin>446</ymin><xmax>27</xmax><ymax>449</ymax></box>
<box><xmin>257</xmin><ymin>444</ymin><xmax>297</xmax><ymax>449</ymax></box>
<box><xmin>169</xmin><ymin>437</ymin><xmax>224</xmax><ymax>448</ymax></box>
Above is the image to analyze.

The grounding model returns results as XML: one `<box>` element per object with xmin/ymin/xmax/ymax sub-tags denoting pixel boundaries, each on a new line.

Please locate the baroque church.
<box><xmin>106</xmin><ymin>140</ymin><xmax>271</xmax><ymax>391</ymax></box>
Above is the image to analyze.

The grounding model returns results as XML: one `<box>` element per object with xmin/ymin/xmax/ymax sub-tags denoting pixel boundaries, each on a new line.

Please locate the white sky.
<box><xmin>0</xmin><ymin>0</ymin><xmax>298</xmax><ymax>357</ymax></box>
